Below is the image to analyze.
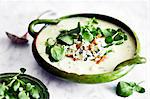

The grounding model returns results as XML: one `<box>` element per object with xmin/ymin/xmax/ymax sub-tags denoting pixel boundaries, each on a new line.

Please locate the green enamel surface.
<box><xmin>0</xmin><ymin>73</ymin><xmax>49</xmax><ymax>98</ymax></box>
<box><xmin>28</xmin><ymin>13</ymin><xmax>146</xmax><ymax>83</ymax></box>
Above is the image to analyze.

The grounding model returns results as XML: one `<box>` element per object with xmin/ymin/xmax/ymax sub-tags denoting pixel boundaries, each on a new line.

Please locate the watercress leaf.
<box><xmin>57</xmin><ymin>35</ymin><xmax>74</xmax><ymax>45</ymax></box>
<box><xmin>115</xmin><ymin>41</ymin><xmax>123</xmax><ymax>45</ymax></box>
<box><xmin>45</xmin><ymin>38</ymin><xmax>55</xmax><ymax>46</ymax></box>
<box><xmin>105</xmin><ymin>36</ymin><xmax>113</xmax><ymax>44</ymax></box>
<box><xmin>103</xmin><ymin>43</ymin><xmax>113</xmax><ymax>48</ymax></box>
<box><xmin>134</xmin><ymin>85</ymin><xmax>145</xmax><ymax>93</ymax></box>
<box><xmin>19</xmin><ymin>87</ymin><xmax>23</xmax><ymax>92</ymax></box>
<box><xmin>31</xmin><ymin>87</ymin><xmax>40</xmax><ymax>99</ymax></box>
<box><xmin>82</xmin><ymin>31</ymin><xmax>93</xmax><ymax>42</ymax></box>
<box><xmin>114</xmin><ymin>34</ymin><xmax>123</xmax><ymax>41</ymax></box>
<box><xmin>50</xmin><ymin>45</ymin><xmax>65</xmax><ymax>61</ymax></box>
<box><xmin>46</xmin><ymin>45</ymin><xmax>52</xmax><ymax>54</ymax></box>
<box><xmin>124</xmin><ymin>34</ymin><xmax>128</xmax><ymax>41</ymax></box>
<box><xmin>117</xmin><ymin>28</ymin><xmax>123</xmax><ymax>32</ymax></box>
<box><xmin>18</xmin><ymin>91</ymin><xmax>30</xmax><ymax>99</ymax></box>
<box><xmin>102</xmin><ymin>28</ymin><xmax>116</xmax><ymax>37</ymax></box>
<box><xmin>128</xmin><ymin>82</ymin><xmax>136</xmax><ymax>87</ymax></box>
<box><xmin>26</xmin><ymin>83</ymin><xmax>34</xmax><ymax>91</ymax></box>
<box><xmin>20</xmin><ymin>68</ymin><xmax>26</xmax><ymax>74</ymax></box>
<box><xmin>68</xmin><ymin>22</ymin><xmax>81</xmax><ymax>34</ymax></box>
<box><xmin>59</xmin><ymin>22</ymin><xmax>80</xmax><ymax>37</ymax></box>
<box><xmin>13</xmin><ymin>81</ymin><xmax>20</xmax><ymax>91</ymax></box>
<box><xmin>116</xmin><ymin>81</ymin><xmax>133</xmax><ymax>97</ymax></box>
<box><xmin>0</xmin><ymin>83</ymin><xmax>7</xmax><ymax>96</ymax></box>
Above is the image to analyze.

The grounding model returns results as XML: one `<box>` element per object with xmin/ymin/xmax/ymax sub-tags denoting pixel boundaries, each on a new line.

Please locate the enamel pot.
<box><xmin>0</xmin><ymin>73</ymin><xmax>49</xmax><ymax>98</ymax></box>
<box><xmin>28</xmin><ymin>13</ymin><xmax>146</xmax><ymax>83</ymax></box>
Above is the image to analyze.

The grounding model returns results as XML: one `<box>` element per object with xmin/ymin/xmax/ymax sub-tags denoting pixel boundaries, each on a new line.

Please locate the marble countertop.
<box><xmin>0</xmin><ymin>0</ymin><xmax>149</xmax><ymax>99</ymax></box>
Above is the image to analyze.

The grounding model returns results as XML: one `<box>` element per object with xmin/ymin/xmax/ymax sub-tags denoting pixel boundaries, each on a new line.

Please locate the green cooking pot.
<box><xmin>0</xmin><ymin>73</ymin><xmax>49</xmax><ymax>98</ymax></box>
<box><xmin>28</xmin><ymin>13</ymin><xmax>146</xmax><ymax>83</ymax></box>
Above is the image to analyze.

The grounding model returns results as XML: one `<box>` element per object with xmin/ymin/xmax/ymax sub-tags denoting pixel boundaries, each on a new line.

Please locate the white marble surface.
<box><xmin>0</xmin><ymin>0</ymin><xmax>149</xmax><ymax>99</ymax></box>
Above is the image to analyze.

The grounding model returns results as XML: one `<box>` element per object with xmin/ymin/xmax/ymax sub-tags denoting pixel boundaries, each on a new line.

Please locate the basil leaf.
<box><xmin>82</xmin><ymin>31</ymin><xmax>93</xmax><ymax>42</ymax></box>
<box><xmin>57</xmin><ymin>35</ymin><xmax>74</xmax><ymax>45</ymax></box>
<box><xmin>116</xmin><ymin>81</ymin><xmax>133</xmax><ymax>97</ymax></box>
<box><xmin>50</xmin><ymin>45</ymin><xmax>65</xmax><ymax>61</ymax></box>
<box><xmin>13</xmin><ymin>81</ymin><xmax>20</xmax><ymax>91</ymax></box>
<box><xmin>105</xmin><ymin>36</ymin><xmax>113</xmax><ymax>44</ymax></box>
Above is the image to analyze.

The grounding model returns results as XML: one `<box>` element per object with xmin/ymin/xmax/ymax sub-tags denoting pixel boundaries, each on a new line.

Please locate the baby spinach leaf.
<box><xmin>50</xmin><ymin>45</ymin><xmax>65</xmax><ymax>61</ymax></box>
<box><xmin>116</xmin><ymin>81</ymin><xmax>133</xmax><ymax>97</ymax></box>
<box><xmin>82</xmin><ymin>31</ymin><xmax>93</xmax><ymax>42</ymax></box>
<box><xmin>105</xmin><ymin>36</ymin><xmax>113</xmax><ymax>44</ymax></box>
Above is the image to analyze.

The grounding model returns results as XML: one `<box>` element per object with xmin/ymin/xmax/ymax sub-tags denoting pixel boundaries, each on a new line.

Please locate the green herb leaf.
<box><xmin>45</xmin><ymin>38</ymin><xmax>55</xmax><ymax>46</ymax></box>
<box><xmin>116</xmin><ymin>81</ymin><xmax>133</xmax><ymax>97</ymax></box>
<box><xmin>57</xmin><ymin>35</ymin><xmax>74</xmax><ymax>45</ymax></box>
<box><xmin>105</xmin><ymin>36</ymin><xmax>113</xmax><ymax>44</ymax></box>
<box><xmin>20</xmin><ymin>68</ymin><xmax>26</xmax><ymax>74</ymax></box>
<box><xmin>18</xmin><ymin>91</ymin><xmax>30</xmax><ymax>99</ymax></box>
<box><xmin>82</xmin><ymin>31</ymin><xmax>93</xmax><ymax>42</ymax></box>
<box><xmin>13</xmin><ymin>80</ymin><xmax>20</xmax><ymax>91</ymax></box>
<box><xmin>50</xmin><ymin>45</ymin><xmax>65</xmax><ymax>61</ymax></box>
<box><xmin>31</xmin><ymin>87</ymin><xmax>40</xmax><ymax>99</ymax></box>
<box><xmin>114</xmin><ymin>33</ymin><xmax>123</xmax><ymax>41</ymax></box>
<box><xmin>0</xmin><ymin>83</ymin><xmax>7</xmax><ymax>96</ymax></box>
<box><xmin>116</xmin><ymin>81</ymin><xmax>145</xmax><ymax>97</ymax></box>
<box><xmin>26</xmin><ymin>83</ymin><xmax>34</xmax><ymax>91</ymax></box>
<box><xmin>124</xmin><ymin>34</ymin><xmax>128</xmax><ymax>40</ymax></box>
<box><xmin>115</xmin><ymin>41</ymin><xmax>123</xmax><ymax>45</ymax></box>
<box><xmin>134</xmin><ymin>85</ymin><xmax>145</xmax><ymax>93</ymax></box>
<box><xmin>102</xmin><ymin>28</ymin><xmax>116</xmax><ymax>37</ymax></box>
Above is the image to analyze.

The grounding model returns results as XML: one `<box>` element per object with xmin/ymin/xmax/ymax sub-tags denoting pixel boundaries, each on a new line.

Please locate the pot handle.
<box><xmin>114</xmin><ymin>56</ymin><xmax>146</xmax><ymax>70</ymax></box>
<box><xmin>28</xmin><ymin>19</ymin><xmax>59</xmax><ymax>38</ymax></box>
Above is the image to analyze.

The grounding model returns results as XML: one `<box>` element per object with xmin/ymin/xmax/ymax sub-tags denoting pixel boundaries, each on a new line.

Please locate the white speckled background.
<box><xmin>0</xmin><ymin>0</ymin><xmax>149</xmax><ymax>99</ymax></box>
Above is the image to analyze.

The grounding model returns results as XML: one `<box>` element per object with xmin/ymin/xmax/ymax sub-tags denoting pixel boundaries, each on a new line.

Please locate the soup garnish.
<box><xmin>45</xmin><ymin>18</ymin><xmax>128</xmax><ymax>64</ymax></box>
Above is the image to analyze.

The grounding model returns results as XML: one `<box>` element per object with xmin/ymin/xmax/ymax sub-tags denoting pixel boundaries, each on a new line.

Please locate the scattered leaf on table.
<box><xmin>6</xmin><ymin>32</ymin><xmax>28</xmax><ymax>44</ymax></box>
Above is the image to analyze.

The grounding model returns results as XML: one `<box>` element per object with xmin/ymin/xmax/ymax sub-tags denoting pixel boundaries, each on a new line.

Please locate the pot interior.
<box><xmin>35</xmin><ymin>14</ymin><xmax>136</xmax><ymax>75</ymax></box>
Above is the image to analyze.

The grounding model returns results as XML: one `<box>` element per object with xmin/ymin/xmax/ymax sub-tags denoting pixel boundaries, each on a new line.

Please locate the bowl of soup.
<box><xmin>28</xmin><ymin>13</ymin><xmax>146</xmax><ymax>83</ymax></box>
